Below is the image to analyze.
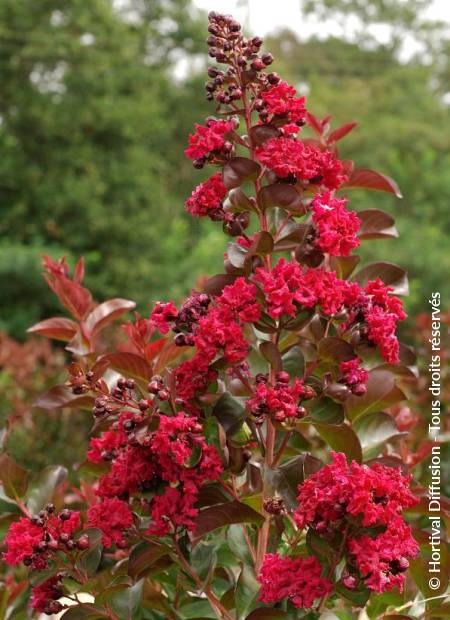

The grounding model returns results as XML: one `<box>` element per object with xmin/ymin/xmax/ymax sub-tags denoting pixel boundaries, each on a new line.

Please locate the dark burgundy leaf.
<box><xmin>342</xmin><ymin>168</ymin><xmax>402</xmax><ymax>198</ymax></box>
<box><xmin>222</xmin><ymin>157</ymin><xmax>261</xmax><ymax>190</ymax></box>
<box><xmin>226</xmin><ymin>187</ymin><xmax>255</xmax><ymax>212</ymax></box>
<box><xmin>34</xmin><ymin>385</ymin><xmax>94</xmax><ymax>410</ymax></box>
<box><xmin>329</xmin><ymin>255</ymin><xmax>360</xmax><ymax>279</ymax></box>
<box><xmin>99</xmin><ymin>352</ymin><xmax>153</xmax><ymax>381</ymax></box>
<box><xmin>249</xmin><ymin>124</ymin><xmax>280</xmax><ymax>146</ymax></box>
<box><xmin>128</xmin><ymin>542</ymin><xmax>169</xmax><ymax>580</ymax></box>
<box><xmin>318</xmin><ymin>337</ymin><xmax>355</xmax><ymax>362</ymax></box>
<box><xmin>352</xmin><ymin>262</ymin><xmax>409</xmax><ymax>295</ymax></box>
<box><xmin>257</xmin><ymin>184</ymin><xmax>305</xmax><ymax>213</ymax></box>
<box><xmin>259</xmin><ymin>341</ymin><xmax>282</xmax><ymax>372</ymax></box>
<box><xmin>345</xmin><ymin>367</ymin><xmax>406</xmax><ymax>421</ymax></box>
<box><xmin>27</xmin><ymin>317</ymin><xmax>78</xmax><ymax>342</ymax></box>
<box><xmin>193</xmin><ymin>500</ymin><xmax>263</xmax><ymax>539</ymax></box>
<box><xmin>358</xmin><ymin>209</ymin><xmax>398</xmax><ymax>240</ymax></box>
<box><xmin>203</xmin><ymin>274</ymin><xmax>238</xmax><ymax>296</ymax></box>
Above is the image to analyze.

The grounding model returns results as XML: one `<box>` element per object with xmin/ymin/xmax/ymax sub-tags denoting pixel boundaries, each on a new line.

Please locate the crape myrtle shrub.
<box><xmin>1</xmin><ymin>12</ymin><xmax>448</xmax><ymax>620</ymax></box>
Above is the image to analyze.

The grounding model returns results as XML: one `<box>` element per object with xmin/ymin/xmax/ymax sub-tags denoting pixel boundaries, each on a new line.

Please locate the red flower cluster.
<box><xmin>185</xmin><ymin>172</ymin><xmax>228</xmax><ymax>218</ymax></box>
<box><xmin>294</xmin><ymin>452</ymin><xmax>417</xmax><ymax>530</ymax></box>
<box><xmin>185</xmin><ymin>119</ymin><xmax>235</xmax><ymax>161</ymax></box>
<box><xmin>258</xmin><ymin>553</ymin><xmax>332</xmax><ymax>608</ymax></box>
<box><xmin>175</xmin><ymin>279</ymin><xmax>260</xmax><ymax>404</ymax></box>
<box><xmin>348</xmin><ymin>517</ymin><xmax>419</xmax><ymax>593</ymax></box>
<box><xmin>255</xmin><ymin>137</ymin><xmax>347</xmax><ymax>189</ymax></box>
<box><xmin>93</xmin><ymin>412</ymin><xmax>222</xmax><ymax>536</ymax></box>
<box><xmin>339</xmin><ymin>357</ymin><xmax>368</xmax><ymax>394</ymax></box>
<box><xmin>254</xmin><ymin>260</ymin><xmax>406</xmax><ymax>363</ymax></box>
<box><xmin>247</xmin><ymin>373</ymin><xmax>306</xmax><ymax>422</ymax></box>
<box><xmin>261</xmin><ymin>80</ymin><xmax>307</xmax><ymax>130</ymax></box>
<box><xmin>254</xmin><ymin>258</ymin><xmax>359</xmax><ymax>319</ymax></box>
<box><xmin>311</xmin><ymin>192</ymin><xmax>361</xmax><ymax>256</ymax></box>
<box><xmin>293</xmin><ymin>453</ymin><xmax>418</xmax><ymax>593</ymax></box>
<box><xmin>3</xmin><ymin>509</ymin><xmax>81</xmax><ymax>569</ymax></box>
<box><xmin>362</xmin><ymin>279</ymin><xmax>407</xmax><ymax>363</ymax></box>
<box><xmin>87</xmin><ymin>498</ymin><xmax>134</xmax><ymax>547</ymax></box>
<box><xmin>150</xmin><ymin>300</ymin><xmax>178</xmax><ymax>334</ymax></box>
<box><xmin>30</xmin><ymin>575</ymin><xmax>63</xmax><ymax>614</ymax></box>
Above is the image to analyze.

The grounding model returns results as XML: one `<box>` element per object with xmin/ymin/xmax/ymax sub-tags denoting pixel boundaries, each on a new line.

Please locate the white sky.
<box><xmin>193</xmin><ymin>0</ymin><xmax>450</xmax><ymax>59</ymax></box>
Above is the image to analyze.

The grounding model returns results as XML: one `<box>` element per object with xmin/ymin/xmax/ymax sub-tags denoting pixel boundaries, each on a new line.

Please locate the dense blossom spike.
<box><xmin>3</xmin><ymin>10</ymin><xmax>418</xmax><ymax>617</ymax></box>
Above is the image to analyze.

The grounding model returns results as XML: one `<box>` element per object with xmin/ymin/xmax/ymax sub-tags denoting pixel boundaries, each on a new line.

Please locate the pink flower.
<box><xmin>312</xmin><ymin>192</ymin><xmax>361</xmax><ymax>256</ymax></box>
<box><xmin>255</xmin><ymin>137</ymin><xmax>347</xmax><ymax>189</ymax></box>
<box><xmin>185</xmin><ymin>172</ymin><xmax>228</xmax><ymax>218</ymax></box>
<box><xmin>258</xmin><ymin>553</ymin><xmax>332</xmax><ymax>608</ymax></box>
<box><xmin>349</xmin><ymin>518</ymin><xmax>419</xmax><ymax>592</ymax></box>
<box><xmin>185</xmin><ymin>119</ymin><xmax>234</xmax><ymax>160</ymax></box>
<box><xmin>87</xmin><ymin>498</ymin><xmax>134</xmax><ymax>547</ymax></box>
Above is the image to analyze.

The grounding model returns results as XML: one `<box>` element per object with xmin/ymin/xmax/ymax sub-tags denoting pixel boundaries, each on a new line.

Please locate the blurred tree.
<box><xmin>0</xmin><ymin>0</ymin><xmax>217</xmax><ymax>337</ymax></box>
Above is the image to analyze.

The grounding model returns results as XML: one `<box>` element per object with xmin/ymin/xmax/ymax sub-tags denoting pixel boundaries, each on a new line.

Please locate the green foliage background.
<box><xmin>0</xmin><ymin>0</ymin><xmax>449</xmax><ymax>339</ymax></box>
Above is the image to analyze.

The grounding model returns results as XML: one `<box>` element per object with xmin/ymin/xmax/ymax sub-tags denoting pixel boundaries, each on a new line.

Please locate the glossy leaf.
<box><xmin>352</xmin><ymin>262</ymin><xmax>409</xmax><ymax>295</ymax></box>
<box><xmin>313</xmin><ymin>423</ymin><xmax>362</xmax><ymax>463</ymax></box>
<box><xmin>193</xmin><ymin>500</ymin><xmax>264</xmax><ymax>539</ymax></box>
<box><xmin>249</xmin><ymin>124</ymin><xmax>279</xmax><ymax>146</ymax></box>
<box><xmin>27</xmin><ymin>317</ymin><xmax>78</xmax><ymax>342</ymax></box>
<box><xmin>44</xmin><ymin>273</ymin><xmax>93</xmax><ymax>322</ymax></box>
<box><xmin>222</xmin><ymin>157</ymin><xmax>261</xmax><ymax>189</ymax></box>
<box><xmin>345</xmin><ymin>367</ymin><xmax>407</xmax><ymax>421</ymax></box>
<box><xmin>354</xmin><ymin>411</ymin><xmax>406</xmax><ymax>459</ymax></box>
<box><xmin>281</xmin><ymin>345</ymin><xmax>305</xmax><ymax>378</ymax></box>
<box><xmin>308</xmin><ymin>398</ymin><xmax>345</xmax><ymax>424</ymax></box>
<box><xmin>204</xmin><ymin>274</ymin><xmax>238</xmax><ymax>296</ymax></box>
<box><xmin>358</xmin><ymin>209</ymin><xmax>398</xmax><ymax>240</ymax></box>
<box><xmin>0</xmin><ymin>452</ymin><xmax>29</xmax><ymax>499</ymax></box>
<box><xmin>236</xmin><ymin>565</ymin><xmax>260</xmax><ymax>619</ymax></box>
<box><xmin>76</xmin><ymin>528</ymin><xmax>103</xmax><ymax>576</ymax></box>
<box><xmin>259</xmin><ymin>341</ymin><xmax>282</xmax><ymax>372</ymax></box>
<box><xmin>98</xmin><ymin>352</ymin><xmax>152</xmax><ymax>381</ymax></box>
<box><xmin>84</xmin><ymin>298</ymin><xmax>136</xmax><ymax>336</ymax></box>
<box><xmin>227</xmin><ymin>524</ymin><xmax>254</xmax><ymax>566</ymax></box>
<box><xmin>128</xmin><ymin>542</ymin><xmax>170</xmax><ymax>580</ymax></box>
<box><xmin>265</xmin><ymin>454</ymin><xmax>323</xmax><ymax>509</ymax></box>
<box><xmin>342</xmin><ymin>168</ymin><xmax>402</xmax><ymax>198</ymax></box>
<box><xmin>257</xmin><ymin>183</ymin><xmax>305</xmax><ymax>213</ymax></box>
<box><xmin>34</xmin><ymin>385</ymin><xmax>94</xmax><ymax>410</ymax></box>
<box><xmin>318</xmin><ymin>337</ymin><xmax>355</xmax><ymax>362</ymax></box>
<box><xmin>25</xmin><ymin>465</ymin><xmax>68</xmax><ymax>514</ymax></box>
<box><xmin>329</xmin><ymin>255</ymin><xmax>360</xmax><ymax>280</ymax></box>
<box><xmin>212</xmin><ymin>393</ymin><xmax>246</xmax><ymax>436</ymax></box>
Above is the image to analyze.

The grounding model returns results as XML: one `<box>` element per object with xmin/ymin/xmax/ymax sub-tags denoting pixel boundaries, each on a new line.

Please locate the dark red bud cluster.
<box><xmin>147</xmin><ymin>374</ymin><xmax>169</xmax><ymax>401</ymax></box>
<box><xmin>172</xmin><ymin>292</ymin><xmax>211</xmax><ymax>343</ymax></box>
<box><xmin>111</xmin><ymin>377</ymin><xmax>135</xmax><ymax>400</ymax></box>
<box><xmin>263</xmin><ymin>497</ymin><xmax>286</xmax><ymax>515</ymax></box>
